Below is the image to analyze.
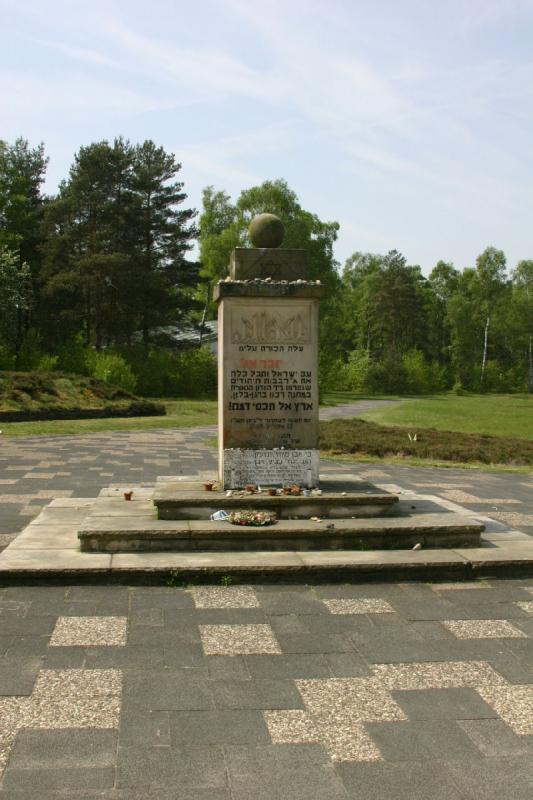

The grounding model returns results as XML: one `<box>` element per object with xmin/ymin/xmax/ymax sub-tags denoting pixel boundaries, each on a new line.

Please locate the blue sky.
<box><xmin>2</xmin><ymin>0</ymin><xmax>532</xmax><ymax>273</ymax></box>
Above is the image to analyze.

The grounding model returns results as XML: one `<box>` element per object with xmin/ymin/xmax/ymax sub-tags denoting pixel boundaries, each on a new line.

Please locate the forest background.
<box><xmin>1</xmin><ymin>136</ymin><xmax>532</xmax><ymax>399</ymax></box>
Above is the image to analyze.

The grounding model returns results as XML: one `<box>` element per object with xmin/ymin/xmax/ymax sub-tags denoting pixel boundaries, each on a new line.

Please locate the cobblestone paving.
<box><xmin>0</xmin><ymin>581</ymin><xmax>532</xmax><ymax>797</ymax></box>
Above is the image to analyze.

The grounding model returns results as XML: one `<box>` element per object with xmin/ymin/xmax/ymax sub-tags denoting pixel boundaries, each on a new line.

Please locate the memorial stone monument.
<box><xmin>215</xmin><ymin>213</ymin><xmax>325</xmax><ymax>489</ymax></box>
<box><xmin>71</xmin><ymin>214</ymin><xmax>483</xmax><ymax>555</ymax></box>
<box><xmin>63</xmin><ymin>218</ymin><xmax>485</xmax><ymax>559</ymax></box>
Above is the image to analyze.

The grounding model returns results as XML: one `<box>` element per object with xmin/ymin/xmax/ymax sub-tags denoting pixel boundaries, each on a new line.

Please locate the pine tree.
<box><xmin>129</xmin><ymin>140</ymin><xmax>199</xmax><ymax>348</ymax></box>
<box><xmin>41</xmin><ymin>139</ymin><xmax>198</xmax><ymax>350</ymax></box>
<box><xmin>358</xmin><ymin>250</ymin><xmax>429</xmax><ymax>359</ymax></box>
<box><xmin>0</xmin><ymin>138</ymin><xmax>47</xmax><ymax>354</ymax></box>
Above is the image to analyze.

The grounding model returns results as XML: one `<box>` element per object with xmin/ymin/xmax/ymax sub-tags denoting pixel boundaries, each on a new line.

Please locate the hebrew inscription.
<box><xmin>220</xmin><ymin>299</ymin><xmax>319</xmax><ymax>452</ymax></box>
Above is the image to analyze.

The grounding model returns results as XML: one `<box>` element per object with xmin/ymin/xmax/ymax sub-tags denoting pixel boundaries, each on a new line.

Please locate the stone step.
<box><xmin>78</xmin><ymin>512</ymin><xmax>483</xmax><ymax>553</ymax></box>
<box><xmin>153</xmin><ymin>478</ymin><xmax>399</xmax><ymax>520</ymax></box>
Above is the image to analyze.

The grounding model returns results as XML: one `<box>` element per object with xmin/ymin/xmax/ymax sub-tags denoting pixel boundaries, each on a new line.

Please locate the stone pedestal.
<box><xmin>215</xmin><ymin>250</ymin><xmax>324</xmax><ymax>489</ymax></box>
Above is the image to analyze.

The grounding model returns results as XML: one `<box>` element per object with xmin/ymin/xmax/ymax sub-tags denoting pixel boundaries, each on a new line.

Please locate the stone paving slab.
<box><xmin>0</xmin><ymin>580</ymin><xmax>533</xmax><ymax>797</ymax></box>
<box><xmin>0</xmin><ymin>425</ymin><xmax>532</xmax><ymax>578</ymax></box>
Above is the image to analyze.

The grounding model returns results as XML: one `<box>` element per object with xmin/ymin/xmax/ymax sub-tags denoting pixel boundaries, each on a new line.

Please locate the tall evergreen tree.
<box><xmin>41</xmin><ymin>139</ymin><xmax>133</xmax><ymax>347</ymax></box>
<box><xmin>0</xmin><ymin>138</ymin><xmax>47</xmax><ymax>265</ymax></box>
<box><xmin>0</xmin><ymin>138</ymin><xmax>47</xmax><ymax>354</ymax></box>
<box><xmin>129</xmin><ymin>141</ymin><xmax>198</xmax><ymax>348</ymax></box>
<box><xmin>41</xmin><ymin>139</ymin><xmax>198</xmax><ymax>349</ymax></box>
<box><xmin>356</xmin><ymin>250</ymin><xmax>430</xmax><ymax>359</ymax></box>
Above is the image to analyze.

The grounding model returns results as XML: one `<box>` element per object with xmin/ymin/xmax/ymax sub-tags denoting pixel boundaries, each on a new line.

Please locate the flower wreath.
<box><xmin>228</xmin><ymin>510</ymin><xmax>277</xmax><ymax>527</ymax></box>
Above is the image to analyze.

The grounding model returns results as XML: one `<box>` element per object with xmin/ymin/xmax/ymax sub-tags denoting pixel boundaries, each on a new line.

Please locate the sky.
<box><xmin>1</xmin><ymin>0</ymin><xmax>533</xmax><ymax>273</ymax></box>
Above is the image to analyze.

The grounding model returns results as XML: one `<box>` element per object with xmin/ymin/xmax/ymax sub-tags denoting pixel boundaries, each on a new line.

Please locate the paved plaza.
<box><xmin>0</xmin><ymin>410</ymin><xmax>532</xmax><ymax>798</ymax></box>
<box><xmin>1</xmin><ymin>580</ymin><xmax>533</xmax><ymax>798</ymax></box>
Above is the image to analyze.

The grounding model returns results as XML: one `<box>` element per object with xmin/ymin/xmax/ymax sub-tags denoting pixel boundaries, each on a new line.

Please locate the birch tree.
<box><xmin>473</xmin><ymin>247</ymin><xmax>507</xmax><ymax>388</ymax></box>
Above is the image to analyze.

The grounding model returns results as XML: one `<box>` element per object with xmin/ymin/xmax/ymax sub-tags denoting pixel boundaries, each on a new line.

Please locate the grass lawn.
<box><xmin>321</xmin><ymin>390</ymin><xmax>400</xmax><ymax>405</ymax></box>
<box><xmin>361</xmin><ymin>394</ymin><xmax>533</xmax><ymax>440</ymax></box>
<box><xmin>0</xmin><ymin>399</ymin><xmax>217</xmax><ymax>437</ymax></box>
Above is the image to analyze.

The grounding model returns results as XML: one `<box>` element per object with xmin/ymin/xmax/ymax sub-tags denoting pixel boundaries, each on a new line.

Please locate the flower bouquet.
<box><xmin>228</xmin><ymin>510</ymin><xmax>277</xmax><ymax>527</ymax></box>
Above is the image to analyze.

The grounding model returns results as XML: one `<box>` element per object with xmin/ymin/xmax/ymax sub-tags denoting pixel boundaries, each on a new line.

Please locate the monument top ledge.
<box><xmin>214</xmin><ymin>277</ymin><xmax>324</xmax><ymax>302</ymax></box>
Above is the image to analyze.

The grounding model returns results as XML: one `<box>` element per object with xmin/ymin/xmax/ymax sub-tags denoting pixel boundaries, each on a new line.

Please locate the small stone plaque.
<box><xmin>223</xmin><ymin>448</ymin><xmax>319</xmax><ymax>488</ymax></box>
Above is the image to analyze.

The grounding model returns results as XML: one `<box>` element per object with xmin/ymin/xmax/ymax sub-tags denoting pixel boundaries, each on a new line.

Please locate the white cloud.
<box><xmin>32</xmin><ymin>39</ymin><xmax>126</xmax><ymax>71</ymax></box>
<box><xmin>0</xmin><ymin>71</ymin><xmax>174</xmax><ymax>123</ymax></box>
<box><xmin>452</xmin><ymin>0</ymin><xmax>533</xmax><ymax>30</ymax></box>
<box><xmin>95</xmin><ymin>15</ymin><xmax>278</xmax><ymax>105</ymax></box>
<box><xmin>177</xmin><ymin>121</ymin><xmax>297</xmax><ymax>188</ymax></box>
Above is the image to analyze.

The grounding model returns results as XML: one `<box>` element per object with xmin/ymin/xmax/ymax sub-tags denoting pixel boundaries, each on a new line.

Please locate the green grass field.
<box><xmin>321</xmin><ymin>391</ymin><xmax>401</xmax><ymax>405</ymax></box>
<box><xmin>361</xmin><ymin>394</ymin><xmax>533</xmax><ymax>440</ymax></box>
<box><xmin>0</xmin><ymin>399</ymin><xmax>217</xmax><ymax>437</ymax></box>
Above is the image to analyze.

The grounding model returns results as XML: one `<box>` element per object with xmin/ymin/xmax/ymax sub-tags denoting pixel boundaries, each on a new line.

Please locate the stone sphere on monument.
<box><xmin>249</xmin><ymin>213</ymin><xmax>284</xmax><ymax>249</ymax></box>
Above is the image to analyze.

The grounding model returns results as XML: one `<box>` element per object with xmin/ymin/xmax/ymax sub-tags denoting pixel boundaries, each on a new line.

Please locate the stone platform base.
<box><xmin>78</xmin><ymin>475</ymin><xmax>481</xmax><ymax>552</ymax></box>
<box><xmin>78</xmin><ymin>488</ymin><xmax>481</xmax><ymax>552</ymax></box>
<box><xmin>153</xmin><ymin>476</ymin><xmax>399</xmax><ymax>520</ymax></box>
<box><xmin>79</xmin><ymin>511</ymin><xmax>483</xmax><ymax>553</ymax></box>
<box><xmin>1</xmin><ymin>480</ymin><xmax>533</xmax><ymax>583</ymax></box>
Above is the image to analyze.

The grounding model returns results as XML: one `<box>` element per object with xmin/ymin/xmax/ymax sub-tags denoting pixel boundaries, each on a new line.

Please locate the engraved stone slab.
<box><xmin>218</xmin><ymin>297</ymin><xmax>320</xmax><ymax>453</ymax></box>
<box><xmin>223</xmin><ymin>448</ymin><xmax>319</xmax><ymax>488</ymax></box>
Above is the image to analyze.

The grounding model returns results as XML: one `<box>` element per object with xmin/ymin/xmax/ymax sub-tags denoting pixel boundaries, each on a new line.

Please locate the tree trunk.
<box><xmin>529</xmin><ymin>333</ymin><xmax>533</xmax><ymax>394</ymax></box>
<box><xmin>85</xmin><ymin>282</ymin><xmax>91</xmax><ymax>346</ymax></box>
<box><xmin>15</xmin><ymin>306</ymin><xmax>22</xmax><ymax>366</ymax></box>
<box><xmin>143</xmin><ymin>190</ymin><xmax>153</xmax><ymax>355</ymax></box>
<box><xmin>480</xmin><ymin>314</ymin><xmax>490</xmax><ymax>387</ymax></box>
<box><xmin>95</xmin><ymin>278</ymin><xmax>102</xmax><ymax>351</ymax></box>
<box><xmin>199</xmin><ymin>284</ymin><xmax>209</xmax><ymax>347</ymax></box>
<box><xmin>142</xmin><ymin>312</ymin><xmax>149</xmax><ymax>352</ymax></box>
